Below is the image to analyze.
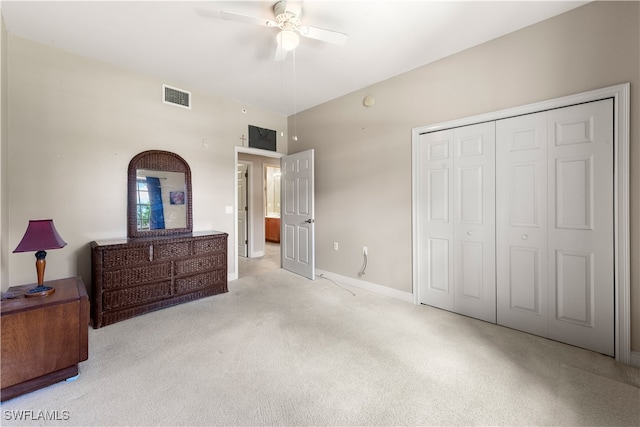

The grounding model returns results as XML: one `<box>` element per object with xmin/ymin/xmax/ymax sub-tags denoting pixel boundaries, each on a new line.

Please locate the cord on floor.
<box><xmin>358</xmin><ymin>252</ymin><xmax>367</xmax><ymax>277</ymax></box>
<box><xmin>318</xmin><ymin>274</ymin><xmax>356</xmax><ymax>296</ymax></box>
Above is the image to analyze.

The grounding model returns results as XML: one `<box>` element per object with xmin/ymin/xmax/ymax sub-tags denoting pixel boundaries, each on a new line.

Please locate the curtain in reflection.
<box><xmin>147</xmin><ymin>177</ymin><xmax>165</xmax><ymax>230</ymax></box>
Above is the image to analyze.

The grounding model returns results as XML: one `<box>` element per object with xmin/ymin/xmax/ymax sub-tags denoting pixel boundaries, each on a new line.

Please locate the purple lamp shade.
<box><xmin>13</xmin><ymin>219</ymin><xmax>67</xmax><ymax>253</ymax></box>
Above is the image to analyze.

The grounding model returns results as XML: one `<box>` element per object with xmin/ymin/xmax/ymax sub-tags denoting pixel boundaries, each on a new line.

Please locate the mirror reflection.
<box><xmin>136</xmin><ymin>169</ymin><xmax>187</xmax><ymax>231</ymax></box>
<box><xmin>265</xmin><ymin>166</ymin><xmax>281</xmax><ymax>218</ymax></box>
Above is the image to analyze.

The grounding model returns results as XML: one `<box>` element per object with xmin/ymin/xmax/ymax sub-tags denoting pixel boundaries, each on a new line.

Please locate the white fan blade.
<box><xmin>274</xmin><ymin>45</ymin><xmax>288</xmax><ymax>61</ymax></box>
<box><xmin>299</xmin><ymin>26</ymin><xmax>348</xmax><ymax>45</ymax></box>
<box><xmin>220</xmin><ymin>10</ymin><xmax>277</xmax><ymax>27</ymax></box>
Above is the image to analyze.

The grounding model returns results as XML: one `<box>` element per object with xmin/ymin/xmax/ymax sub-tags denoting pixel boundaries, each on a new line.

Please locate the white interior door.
<box><xmin>496</xmin><ymin>112</ymin><xmax>549</xmax><ymax>336</ymax></box>
<box><xmin>496</xmin><ymin>99</ymin><xmax>614</xmax><ymax>356</ymax></box>
<box><xmin>281</xmin><ymin>149</ymin><xmax>315</xmax><ymax>280</ymax></box>
<box><xmin>418</xmin><ymin>123</ymin><xmax>495</xmax><ymax>323</ymax></box>
<box><xmin>237</xmin><ymin>163</ymin><xmax>248</xmax><ymax>258</ymax></box>
<box><xmin>417</xmin><ymin>128</ymin><xmax>454</xmax><ymax>312</ymax></box>
<box><xmin>547</xmin><ymin>99</ymin><xmax>614</xmax><ymax>356</ymax></box>
<box><xmin>453</xmin><ymin>123</ymin><xmax>496</xmax><ymax>323</ymax></box>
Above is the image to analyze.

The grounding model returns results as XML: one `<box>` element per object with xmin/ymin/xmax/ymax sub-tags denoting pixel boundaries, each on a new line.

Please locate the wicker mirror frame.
<box><xmin>127</xmin><ymin>150</ymin><xmax>193</xmax><ymax>238</ymax></box>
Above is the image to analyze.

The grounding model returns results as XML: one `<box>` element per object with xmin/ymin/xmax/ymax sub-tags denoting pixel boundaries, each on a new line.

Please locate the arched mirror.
<box><xmin>127</xmin><ymin>150</ymin><xmax>192</xmax><ymax>238</ymax></box>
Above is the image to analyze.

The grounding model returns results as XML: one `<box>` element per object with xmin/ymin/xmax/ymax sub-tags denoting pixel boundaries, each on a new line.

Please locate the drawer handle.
<box><xmin>521</xmin><ymin>234</ymin><xmax>528</xmax><ymax>241</ymax></box>
<box><xmin>149</xmin><ymin>244</ymin><xmax>154</xmax><ymax>262</ymax></box>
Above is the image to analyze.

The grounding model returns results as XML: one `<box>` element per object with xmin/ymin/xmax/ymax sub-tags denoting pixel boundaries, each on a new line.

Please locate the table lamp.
<box><xmin>13</xmin><ymin>219</ymin><xmax>67</xmax><ymax>297</ymax></box>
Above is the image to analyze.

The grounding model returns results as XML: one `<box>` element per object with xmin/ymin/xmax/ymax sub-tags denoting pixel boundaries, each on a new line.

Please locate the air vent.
<box><xmin>162</xmin><ymin>84</ymin><xmax>191</xmax><ymax>109</ymax></box>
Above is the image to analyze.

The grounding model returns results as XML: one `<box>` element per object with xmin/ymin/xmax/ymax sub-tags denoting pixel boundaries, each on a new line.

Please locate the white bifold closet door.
<box><xmin>418</xmin><ymin>122</ymin><xmax>496</xmax><ymax>323</ymax></box>
<box><xmin>496</xmin><ymin>99</ymin><xmax>614</xmax><ymax>356</ymax></box>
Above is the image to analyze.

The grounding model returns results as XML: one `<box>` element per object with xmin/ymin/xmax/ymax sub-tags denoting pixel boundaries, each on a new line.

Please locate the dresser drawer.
<box><xmin>103</xmin><ymin>281</ymin><xmax>172</xmax><ymax>310</ymax></box>
<box><xmin>153</xmin><ymin>241</ymin><xmax>192</xmax><ymax>261</ymax></box>
<box><xmin>102</xmin><ymin>263</ymin><xmax>171</xmax><ymax>289</ymax></box>
<box><xmin>193</xmin><ymin>237</ymin><xmax>225</xmax><ymax>254</ymax></box>
<box><xmin>175</xmin><ymin>269</ymin><xmax>226</xmax><ymax>294</ymax></box>
<box><xmin>91</xmin><ymin>231</ymin><xmax>228</xmax><ymax>328</ymax></box>
<box><xmin>102</xmin><ymin>246</ymin><xmax>150</xmax><ymax>268</ymax></box>
<box><xmin>174</xmin><ymin>253</ymin><xmax>225</xmax><ymax>276</ymax></box>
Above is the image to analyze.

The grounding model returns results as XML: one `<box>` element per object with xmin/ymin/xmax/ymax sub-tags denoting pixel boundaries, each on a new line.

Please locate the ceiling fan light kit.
<box><xmin>221</xmin><ymin>0</ymin><xmax>348</xmax><ymax>61</ymax></box>
<box><xmin>277</xmin><ymin>30</ymin><xmax>300</xmax><ymax>51</ymax></box>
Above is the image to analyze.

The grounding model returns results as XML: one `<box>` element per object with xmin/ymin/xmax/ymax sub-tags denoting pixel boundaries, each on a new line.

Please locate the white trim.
<box><xmin>233</xmin><ymin>146</ymin><xmax>283</xmax><ymax>280</ymax></box>
<box><xmin>238</xmin><ymin>160</ymin><xmax>252</xmax><ymax>259</ymax></box>
<box><xmin>631</xmin><ymin>351</ymin><xmax>640</xmax><ymax>368</ymax></box>
<box><xmin>412</xmin><ymin>83</ymin><xmax>631</xmax><ymax>364</ymax></box>
<box><xmin>237</xmin><ymin>146</ymin><xmax>283</xmax><ymax>159</ymax></box>
<box><xmin>250</xmin><ymin>250</ymin><xmax>265</xmax><ymax>258</ymax></box>
<box><xmin>316</xmin><ymin>269</ymin><xmax>413</xmax><ymax>303</ymax></box>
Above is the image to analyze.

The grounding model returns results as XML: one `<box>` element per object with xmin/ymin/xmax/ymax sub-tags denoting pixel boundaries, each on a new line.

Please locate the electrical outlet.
<box><xmin>333</xmin><ymin>242</ymin><xmax>339</xmax><ymax>251</ymax></box>
<box><xmin>363</xmin><ymin>246</ymin><xmax>368</xmax><ymax>255</ymax></box>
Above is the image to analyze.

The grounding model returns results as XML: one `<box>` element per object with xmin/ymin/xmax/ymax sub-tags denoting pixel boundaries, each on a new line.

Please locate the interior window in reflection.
<box><xmin>136</xmin><ymin>178</ymin><xmax>151</xmax><ymax>230</ymax></box>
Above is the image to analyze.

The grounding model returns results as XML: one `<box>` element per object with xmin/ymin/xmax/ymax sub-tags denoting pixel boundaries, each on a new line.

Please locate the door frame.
<box><xmin>411</xmin><ymin>83</ymin><xmax>631</xmax><ymax>363</ymax></box>
<box><xmin>237</xmin><ymin>161</ymin><xmax>250</xmax><ymax>258</ymax></box>
<box><xmin>233</xmin><ymin>146</ymin><xmax>283</xmax><ymax>281</ymax></box>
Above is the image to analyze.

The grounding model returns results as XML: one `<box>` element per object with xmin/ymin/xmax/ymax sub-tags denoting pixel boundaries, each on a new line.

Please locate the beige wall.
<box><xmin>4</xmin><ymin>35</ymin><xmax>287</xmax><ymax>289</ymax></box>
<box><xmin>289</xmin><ymin>1</ymin><xmax>640</xmax><ymax>351</ymax></box>
<box><xmin>0</xmin><ymin>12</ymin><xmax>7</xmax><ymax>287</ymax></box>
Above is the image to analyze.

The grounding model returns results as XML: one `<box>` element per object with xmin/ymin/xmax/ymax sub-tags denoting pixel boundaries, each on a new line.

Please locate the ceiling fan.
<box><xmin>221</xmin><ymin>0</ymin><xmax>348</xmax><ymax>61</ymax></box>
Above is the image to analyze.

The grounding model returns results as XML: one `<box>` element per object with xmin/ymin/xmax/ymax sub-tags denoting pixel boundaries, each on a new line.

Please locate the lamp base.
<box><xmin>25</xmin><ymin>285</ymin><xmax>55</xmax><ymax>298</ymax></box>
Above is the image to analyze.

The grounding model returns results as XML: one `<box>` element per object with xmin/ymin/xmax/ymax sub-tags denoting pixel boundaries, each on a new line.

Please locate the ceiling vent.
<box><xmin>162</xmin><ymin>84</ymin><xmax>191</xmax><ymax>109</ymax></box>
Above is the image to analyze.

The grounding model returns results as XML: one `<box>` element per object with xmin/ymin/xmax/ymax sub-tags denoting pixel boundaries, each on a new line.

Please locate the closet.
<box><xmin>416</xmin><ymin>98</ymin><xmax>614</xmax><ymax>356</ymax></box>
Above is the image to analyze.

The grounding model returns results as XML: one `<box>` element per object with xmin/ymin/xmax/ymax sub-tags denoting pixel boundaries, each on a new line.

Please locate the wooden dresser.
<box><xmin>1</xmin><ymin>277</ymin><xmax>89</xmax><ymax>401</ymax></box>
<box><xmin>91</xmin><ymin>231</ymin><xmax>227</xmax><ymax>328</ymax></box>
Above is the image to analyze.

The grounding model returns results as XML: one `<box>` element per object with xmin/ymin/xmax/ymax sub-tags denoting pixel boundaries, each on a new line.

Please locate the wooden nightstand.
<box><xmin>1</xmin><ymin>276</ymin><xmax>89</xmax><ymax>401</ymax></box>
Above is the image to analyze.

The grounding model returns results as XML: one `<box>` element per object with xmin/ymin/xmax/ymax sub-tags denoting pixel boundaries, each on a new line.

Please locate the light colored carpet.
<box><xmin>1</xmin><ymin>268</ymin><xmax>638</xmax><ymax>426</ymax></box>
<box><xmin>238</xmin><ymin>242</ymin><xmax>280</xmax><ymax>278</ymax></box>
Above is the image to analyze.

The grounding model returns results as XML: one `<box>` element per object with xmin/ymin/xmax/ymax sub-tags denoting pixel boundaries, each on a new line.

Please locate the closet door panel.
<box><xmin>547</xmin><ymin>99</ymin><xmax>614</xmax><ymax>356</ymax></box>
<box><xmin>508</xmin><ymin>246</ymin><xmax>541</xmax><ymax>314</ymax></box>
<box><xmin>496</xmin><ymin>112</ymin><xmax>548</xmax><ymax>336</ymax></box>
<box><xmin>453</xmin><ymin>123</ymin><xmax>496</xmax><ymax>323</ymax></box>
<box><xmin>427</xmin><ymin>238</ymin><xmax>450</xmax><ymax>293</ymax></box>
<box><xmin>458</xmin><ymin>241</ymin><xmax>484</xmax><ymax>299</ymax></box>
<box><xmin>418</xmin><ymin>130</ymin><xmax>454</xmax><ymax>311</ymax></box>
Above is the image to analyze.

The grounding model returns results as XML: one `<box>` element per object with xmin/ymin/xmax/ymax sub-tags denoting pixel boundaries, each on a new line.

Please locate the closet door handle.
<box><xmin>521</xmin><ymin>234</ymin><xmax>528</xmax><ymax>240</ymax></box>
<box><xmin>467</xmin><ymin>230</ymin><xmax>473</xmax><ymax>236</ymax></box>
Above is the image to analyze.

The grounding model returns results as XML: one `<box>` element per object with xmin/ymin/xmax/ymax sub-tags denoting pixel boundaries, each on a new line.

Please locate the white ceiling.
<box><xmin>1</xmin><ymin>1</ymin><xmax>588</xmax><ymax>115</ymax></box>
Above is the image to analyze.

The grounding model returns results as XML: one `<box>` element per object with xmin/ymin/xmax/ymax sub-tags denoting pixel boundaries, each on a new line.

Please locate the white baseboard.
<box><xmin>631</xmin><ymin>351</ymin><xmax>640</xmax><ymax>368</ymax></box>
<box><xmin>250</xmin><ymin>250</ymin><xmax>265</xmax><ymax>258</ymax></box>
<box><xmin>315</xmin><ymin>269</ymin><xmax>413</xmax><ymax>303</ymax></box>
<box><xmin>228</xmin><ymin>271</ymin><xmax>238</xmax><ymax>281</ymax></box>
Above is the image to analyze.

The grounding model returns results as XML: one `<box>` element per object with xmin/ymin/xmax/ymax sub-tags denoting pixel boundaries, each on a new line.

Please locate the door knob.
<box><xmin>521</xmin><ymin>234</ymin><xmax>528</xmax><ymax>240</ymax></box>
<box><xmin>304</xmin><ymin>219</ymin><xmax>315</xmax><ymax>224</ymax></box>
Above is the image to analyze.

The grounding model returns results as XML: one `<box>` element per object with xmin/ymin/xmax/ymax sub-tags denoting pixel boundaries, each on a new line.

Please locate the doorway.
<box><xmin>234</xmin><ymin>147</ymin><xmax>283</xmax><ymax>279</ymax></box>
